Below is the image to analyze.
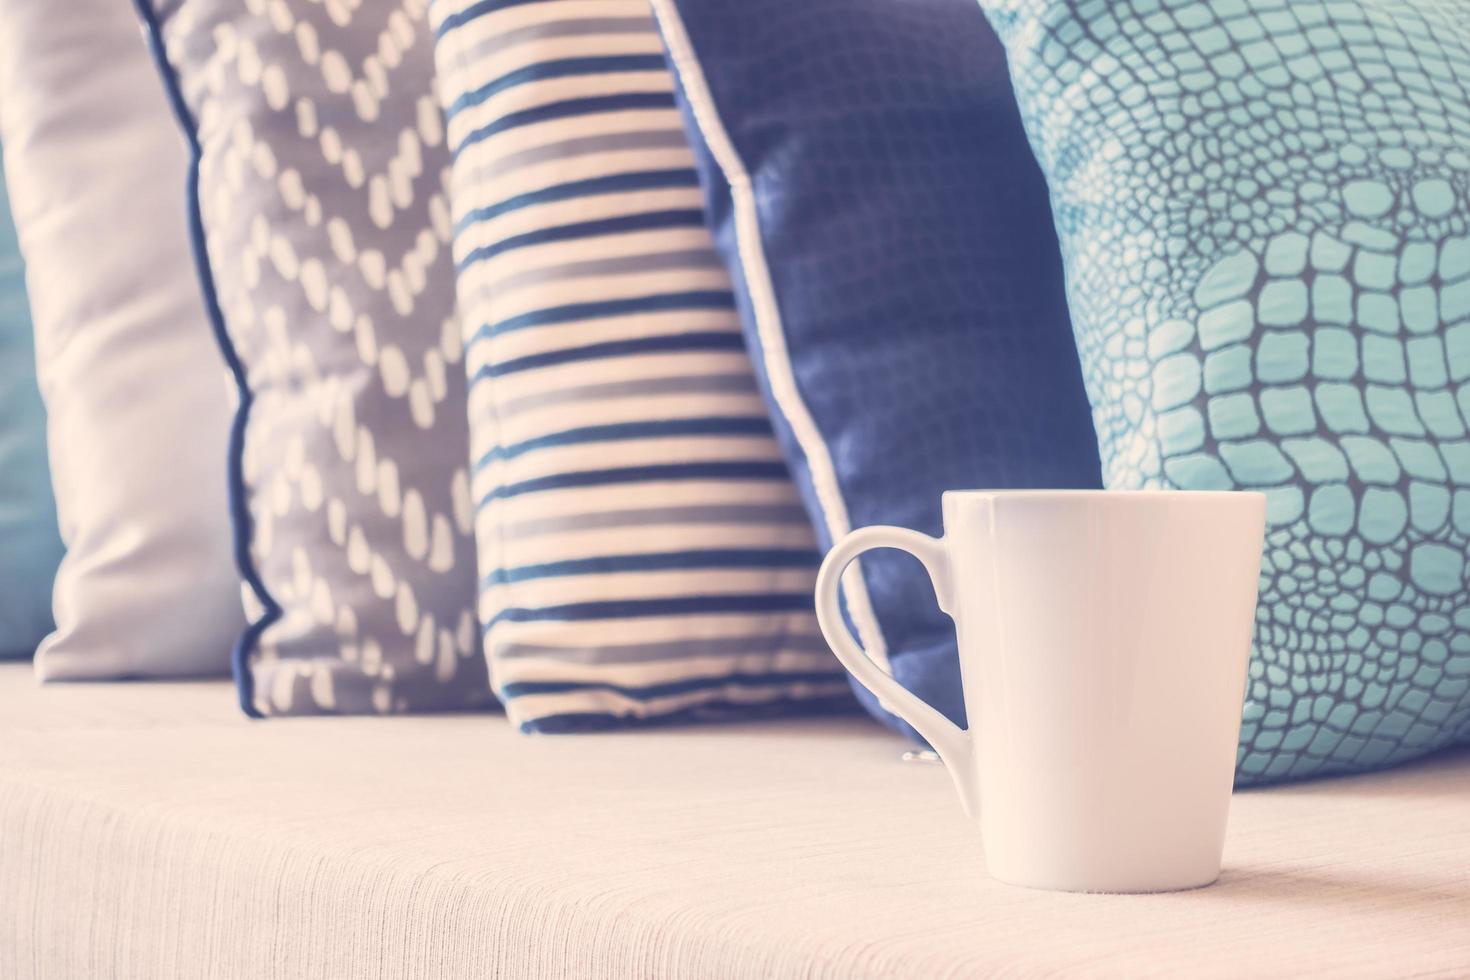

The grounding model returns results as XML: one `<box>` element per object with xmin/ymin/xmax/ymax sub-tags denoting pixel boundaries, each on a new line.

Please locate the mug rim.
<box><xmin>942</xmin><ymin>489</ymin><xmax>1265</xmax><ymax>502</ymax></box>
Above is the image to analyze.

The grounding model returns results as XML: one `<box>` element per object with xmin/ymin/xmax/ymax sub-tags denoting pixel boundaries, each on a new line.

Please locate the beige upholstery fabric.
<box><xmin>1</xmin><ymin>663</ymin><xmax>1468</xmax><ymax>978</ymax></box>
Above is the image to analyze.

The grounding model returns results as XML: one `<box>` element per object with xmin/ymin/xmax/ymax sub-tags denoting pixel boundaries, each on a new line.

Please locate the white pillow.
<box><xmin>0</xmin><ymin>1</ymin><xmax>243</xmax><ymax>677</ymax></box>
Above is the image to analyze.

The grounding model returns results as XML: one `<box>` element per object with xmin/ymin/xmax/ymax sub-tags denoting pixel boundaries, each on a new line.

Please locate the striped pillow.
<box><xmin>431</xmin><ymin>0</ymin><xmax>850</xmax><ymax>731</ymax></box>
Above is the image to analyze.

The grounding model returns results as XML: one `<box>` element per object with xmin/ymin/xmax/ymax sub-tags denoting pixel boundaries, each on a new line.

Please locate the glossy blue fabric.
<box><xmin>657</xmin><ymin>0</ymin><xmax>1102</xmax><ymax>736</ymax></box>
<box><xmin>0</xmin><ymin>148</ymin><xmax>62</xmax><ymax>658</ymax></box>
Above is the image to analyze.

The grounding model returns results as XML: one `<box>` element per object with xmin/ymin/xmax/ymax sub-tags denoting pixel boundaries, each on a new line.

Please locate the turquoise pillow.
<box><xmin>980</xmin><ymin>0</ymin><xmax>1470</xmax><ymax>781</ymax></box>
<box><xmin>0</xmin><ymin>147</ymin><xmax>62</xmax><ymax>657</ymax></box>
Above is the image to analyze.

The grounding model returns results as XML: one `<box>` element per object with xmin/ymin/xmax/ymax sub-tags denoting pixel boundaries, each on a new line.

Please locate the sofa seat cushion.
<box><xmin>1</xmin><ymin>663</ymin><xmax>1468</xmax><ymax>977</ymax></box>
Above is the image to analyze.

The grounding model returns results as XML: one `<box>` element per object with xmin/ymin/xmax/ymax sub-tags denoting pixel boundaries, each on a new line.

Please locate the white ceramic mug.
<box><xmin>816</xmin><ymin>490</ymin><xmax>1267</xmax><ymax>893</ymax></box>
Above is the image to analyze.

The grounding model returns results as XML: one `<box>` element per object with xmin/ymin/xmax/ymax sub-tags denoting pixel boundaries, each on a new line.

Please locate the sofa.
<box><xmin>4</xmin><ymin>663</ymin><xmax>1468</xmax><ymax>978</ymax></box>
<box><xmin>5</xmin><ymin>1</ymin><xmax>1470</xmax><ymax>973</ymax></box>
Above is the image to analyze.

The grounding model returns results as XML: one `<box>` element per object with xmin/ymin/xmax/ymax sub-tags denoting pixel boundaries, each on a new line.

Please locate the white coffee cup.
<box><xmin>816</xmin><ymin>490</ymin><xmax>1266</xmax><ymax>893</ymax></box>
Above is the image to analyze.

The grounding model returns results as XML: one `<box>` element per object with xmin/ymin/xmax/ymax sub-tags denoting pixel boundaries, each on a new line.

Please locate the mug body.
<box><xmin>942</xmin><ymin>490</ymin><xmax>1266</xmax><ymax>892</ymax></box>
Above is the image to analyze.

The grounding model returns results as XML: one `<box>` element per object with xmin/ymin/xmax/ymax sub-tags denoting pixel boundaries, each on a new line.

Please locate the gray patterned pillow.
<box><xmin>138</xmin><ymin>0</ymin><xmax>490</xmax><ymax>714</ymax></box>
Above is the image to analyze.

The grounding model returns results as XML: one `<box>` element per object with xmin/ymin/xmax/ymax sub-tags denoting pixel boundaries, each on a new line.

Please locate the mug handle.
<box><xmin>815</xmin><ymin>526</ymin><xmax>979</xmax><ymax>819</ymax></box>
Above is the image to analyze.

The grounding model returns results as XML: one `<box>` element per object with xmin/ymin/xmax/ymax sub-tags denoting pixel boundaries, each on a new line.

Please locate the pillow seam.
<box><xmin>648</xmin><ymin>0</ymin><xmax>892</xmax><ymax>670</ymax></box>
<box><xmin>132</xmin><ymin>0</ymin><xmax>276</xmax><ymax>719</ymax></box>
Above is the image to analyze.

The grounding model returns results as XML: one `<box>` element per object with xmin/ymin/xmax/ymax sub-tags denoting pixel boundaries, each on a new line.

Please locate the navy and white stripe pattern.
<box><xmin>431</xmin><ymin>0</ymin><xmax>849</xmax><ymax>730</ymax></box>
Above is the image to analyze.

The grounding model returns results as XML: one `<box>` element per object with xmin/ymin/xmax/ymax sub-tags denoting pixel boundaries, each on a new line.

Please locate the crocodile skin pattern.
<box><xmin>655</xmin><ymin>0</ymin><xmax>1104</xmax><ymax>739</ymax></box>
<box><xmin>981</xmin><ymin>0</ymin><xmax>1470</xmax><ymax>781</ymax></box>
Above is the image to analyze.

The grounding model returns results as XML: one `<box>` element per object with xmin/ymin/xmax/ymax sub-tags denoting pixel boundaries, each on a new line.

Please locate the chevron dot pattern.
<box><xmin>430</xmin><ymin>0</ymin><xmax>850</xmax><ymax>731</ymax></box>
<box><xmin>981</xmin><ymin>0</ymin><xmax>1470</xmax><ymax>781</ymax></box>
<box><xmin>143</xmin><ymin>0</ymin><xmax>490</xmax><ymax>715</ymax></box>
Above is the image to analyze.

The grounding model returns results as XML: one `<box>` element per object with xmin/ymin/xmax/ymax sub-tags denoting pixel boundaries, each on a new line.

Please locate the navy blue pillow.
<box><xmin>652</xmin><ymin>0</ymin><xmax>1103</xmax><ymax>736</ymax></box>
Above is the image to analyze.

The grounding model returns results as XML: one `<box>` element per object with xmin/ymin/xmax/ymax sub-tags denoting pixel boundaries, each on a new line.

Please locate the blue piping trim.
<box><xmin>134</xmin><ymin>0</ymin><xmax>273</xmax><ymax>719</ymax></box>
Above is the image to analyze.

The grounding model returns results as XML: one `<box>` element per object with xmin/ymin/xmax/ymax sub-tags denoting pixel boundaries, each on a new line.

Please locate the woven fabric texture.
<box><xmin>2</xmin><ymin>664</ymin><xmax>1468</xmax><ymax>978</ymax></box>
